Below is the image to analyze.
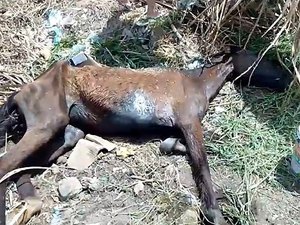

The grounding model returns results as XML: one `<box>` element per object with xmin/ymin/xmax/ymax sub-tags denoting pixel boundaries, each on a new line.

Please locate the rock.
<box><xmin>67</xmin><ymin>139</ymin><xmax>104</xmax><ymax>170</ymax></box>
<box><xmin>51</xmin><ymin>164</ymin><xmax>60</xmax><ymax>175</ymax></box>
<box><xmin>82</xmin><ymin>177</ymin><xmax>101</xmax><ymax>191</ymax></box>
<box><xmin>178</xmin><ymin>209</ymin><xmax>199</xmax><ymax>225</ymax></box>
<box><xmin>133</xmin><ymin>181</ymin><xmax>144</xmax><ymax>196</ymax></box>
<box><xmin>85</xmin><ymin>134</ymin><xmax>116</xmax><ymax>152</ymax></box>
<box><xmin>58</xmin><ymin>177</ymin><xmax>82</xmax><ymax>201</ymax></box>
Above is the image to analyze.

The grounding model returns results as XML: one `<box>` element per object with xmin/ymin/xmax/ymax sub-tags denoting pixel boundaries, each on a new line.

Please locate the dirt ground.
<box><xmin>1</xmin><ymin>0</ymin><xmax>300</xmax><ymax>225</ymax></box>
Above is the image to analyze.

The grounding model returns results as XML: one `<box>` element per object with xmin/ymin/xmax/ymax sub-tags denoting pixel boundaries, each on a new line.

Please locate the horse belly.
<box><xmin>98</xmin><ymin>90</ymin><xmax>175</xmax><ymax>135</ymax></box>
<box><xmin>70</xmin><ymin>90</ymin><xmax>176</xmax><ymax>135</ymax></box>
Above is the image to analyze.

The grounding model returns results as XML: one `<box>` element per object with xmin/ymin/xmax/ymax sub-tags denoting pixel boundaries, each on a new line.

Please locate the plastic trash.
<box><xmin>45</xmin><ymin>10</ymin><xmax>64</xmax><ymax>45</ymax></box>
<box><xmin>186</xmin><ymin>59</ymin><xmax>204</xmax><ymax>70</ymax></box>
<box><xmin>47</xmin><ymin>10</ymin><xmax>63</xmax><ymax>27</ymax></box>
<box><xmin>45</xmin><ymin>9</ymin><xmax>74</xmax><ymax>45</ymax></box>
<box><xmin>86</xmin><ymin>32</ymin><xmax>102</xmax><ymax>44</ymax></box>
<box><xmin>178</xmin><ymin>0</ymin><xmax>200</xmax><ymax>10</ymax></box>
<box><xmin>71</xmin><ymin>44</ymin><xmax>86</xmax><ymax>54</ymax></box>
<box><xmin>50</xmin><ymin>206</ymin><xmax>62</xmax><ymax>225</ymax></box>
<box><xmin>51</xmin><ymin>27</ymin><xmax>63</xmax><ymax>45</ymax></box>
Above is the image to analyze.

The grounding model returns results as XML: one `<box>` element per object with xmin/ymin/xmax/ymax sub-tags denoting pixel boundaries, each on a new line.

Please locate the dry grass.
<box><xmin>1</xmin><ymin>0</ymin><xmax>300</xmax><ymax>225</ymax></box>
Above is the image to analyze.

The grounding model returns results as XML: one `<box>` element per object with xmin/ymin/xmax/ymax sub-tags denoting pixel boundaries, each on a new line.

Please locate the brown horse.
<box><xmin>0</xmin><ymin>46</ymin><xmax>292</xmax><ymax>225</ymax></box>
<box><xmin>0</xmin><ymin>52</ymin><xmax>234</xmax><ymax>225</ymax></box>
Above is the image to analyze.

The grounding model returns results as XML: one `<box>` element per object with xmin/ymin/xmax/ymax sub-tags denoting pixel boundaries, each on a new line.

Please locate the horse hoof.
<box><xmin>206</xmin><ymin>208</ymin><xmax>228</xmax><ymax>225</ymax></box>
<box><xmin>7</xmin><ymin>196</ymin><xmax>42</xmax><ymax>225</ymax></box>
<box><xmin>159</xmin><ymin>138</ymin><xmax>186</xmax><ymax>154</ymax></box>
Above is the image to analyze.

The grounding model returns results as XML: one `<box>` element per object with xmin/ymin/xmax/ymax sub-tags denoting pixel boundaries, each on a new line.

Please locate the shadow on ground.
<box><xmin>91</xmin><ymin>9</ymin><xmax>171</xmax><ymax>68</ymax></box>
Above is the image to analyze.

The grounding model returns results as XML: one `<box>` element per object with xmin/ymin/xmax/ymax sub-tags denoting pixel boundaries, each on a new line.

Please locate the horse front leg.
<box><xmin>177</xmin><ymin>117</ymin><xmax>228</xmax><ymax>225</ymax></box>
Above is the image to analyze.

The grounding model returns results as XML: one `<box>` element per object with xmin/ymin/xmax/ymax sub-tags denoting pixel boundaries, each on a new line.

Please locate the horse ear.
<box><xmin>227</xmin><ymin>45</ymin><xmax>243</xmax><ymax>54</ymax></box>
<box><xmin>209</xmin><ymin>55</ymin><xmax>225</xmax><ymax>64</ymax></box>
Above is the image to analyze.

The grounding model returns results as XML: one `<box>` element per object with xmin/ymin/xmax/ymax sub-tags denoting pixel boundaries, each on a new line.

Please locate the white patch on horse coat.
<box><xmin>131</xmin><ymin>91</ymin><xmax>154</xmax><ymax>120</ymax></box>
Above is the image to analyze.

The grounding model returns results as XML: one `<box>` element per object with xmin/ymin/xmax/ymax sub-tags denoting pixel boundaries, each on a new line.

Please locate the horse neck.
<box><xmin>197</xmin><ymin>67</ymin><xmax>228</xmax><ymax>102</ymax></box>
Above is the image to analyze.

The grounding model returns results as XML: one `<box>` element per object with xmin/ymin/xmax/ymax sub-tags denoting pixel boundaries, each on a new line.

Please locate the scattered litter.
<box><xmin>186</xmin><ymin>59</ymin><xmax>204</xmax><ymax>70</ymax></box>
<box><xmin>47</xmin><ymin>10</ymin><xmax>63</xmax><ymax>27</ymax></box>
<box><xmin>116</xmin><ymin>147</ymin><xmax>135</xmax><ymax>158</ymax></box>
<box><xmin>46</xmin><ymin>9</ymin><xmax>75</xmax><ymax>28</ymax></box>
<box><xmin>50</xmin><ymin>206</ymin><xmax>62</xmax><ymax>225</ymax></box>
<box><xmin>58</xmin><ymin>177</ymin><xmax>83</xmax><ymax>201</ymax></box>
<box><xmin>71</xmin><ymin>44</ymin><xmax>86</xmax><ymax>55</ymax></box>
<box><xmin>142</xmin><ymin>45</ymin><xmax>149</xmax><ymax>50</ymax></box>
<box><xmin>67</xmin><ymin>139</ymin><xmax>104</xmax><ymax>170</ymax></box>
<box><xmin>40</xmin><ymin>47</ymin><xmax>52</xmax><ymax>60</ymax></box>
<box><xmin>45</xmin><ymin>9</ymin><xmax>75</xmax><ymax>45</ymax></box>
<box><xmin>43</xmin><ymin>9</ymin><xmax>102</xmax><ymax>55</ymax></box>
<box><xmin>7</xmin><ymin>202</ymin><xmax>27</xmax><ymax>225</ymax></box>
<box><xmin>70</xmin><ymin>52</ymin><xmax>88</xmax><ymax>66</ymax></box>
<box><xmin>51</xmin><ymin>164</ymin><xmax>60</xmax><ymax>175</ymax></box>
<box><xmin>86</xmin><ymin>32</ymin><xmax>102</xmax><ymax>44</ymax></box>
<box><xmin>113</xmin><ymin>167</ymin><xmax>129</xmax><ymax>174</ymax></box>
<box><xmin>85</xmin><ymin>134</ymin><xmax>116</xmax><ymax>152</ymax></box>
<box><xmin>178</xmin><ymin>0</ymin><xmax>200</xmax><ymax>10</ymax></box>
<box><xmin>7</xmin><ymin>197</ymin><xmax>43</xmax><ymax>225</ymax></box>
<box><xmin>133</xmin><ymin>181</ymin><xmax>144</xmax><ymax>196</ymax></box>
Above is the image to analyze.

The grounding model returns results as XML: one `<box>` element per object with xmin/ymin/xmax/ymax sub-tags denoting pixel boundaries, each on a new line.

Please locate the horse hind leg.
<box><xmin>0</xmin><ymin>70</ymin><xmax>70</xmax><ymax>225</ymax></box>
<box><xmin>6</xmin><ymin>125</ymin><xmax>84</xmax><ymax>225</ymax></box>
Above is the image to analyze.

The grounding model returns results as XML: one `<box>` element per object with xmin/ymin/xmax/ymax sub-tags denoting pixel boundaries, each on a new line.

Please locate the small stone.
<box><xmin>58</xmin><ymin>177</ymin><xmax>82</xmax><ymax>201</ymax></box>
<box><xmin>51</xmin><ymin>164</ymin><xmax>60</xmax><ymax>175</ymax></box>
<box><xmin>82</xmin><ymin>177</ymin><xmax>101</xmax><ymax>191</ymax></box>
<box><xmin>178</xmin><ymin>209</ymin><xmax>199</xmax><ymax>225</ymax></box>
<box><xmin>133</xmin><ymin>181</ymin><xmax>144</xmax><ymax>196</ymax></box>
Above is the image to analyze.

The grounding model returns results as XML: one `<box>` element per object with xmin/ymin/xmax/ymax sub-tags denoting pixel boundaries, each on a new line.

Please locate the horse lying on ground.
<box><xmin>0</xmin><ymin>46</ymin><xmax>292</xmax><ymax>225</ymax></box>
<box><xmin>0</xmin><ymin>52</ymin><xmax>234</xmax><ymax>225</ymax></box>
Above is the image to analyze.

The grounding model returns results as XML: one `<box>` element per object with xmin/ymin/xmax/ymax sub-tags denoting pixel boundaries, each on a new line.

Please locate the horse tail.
<box><xmin>0</xmin><ymin>92</ymin><xmax>23</xmax><ymax>148</ymax></box>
